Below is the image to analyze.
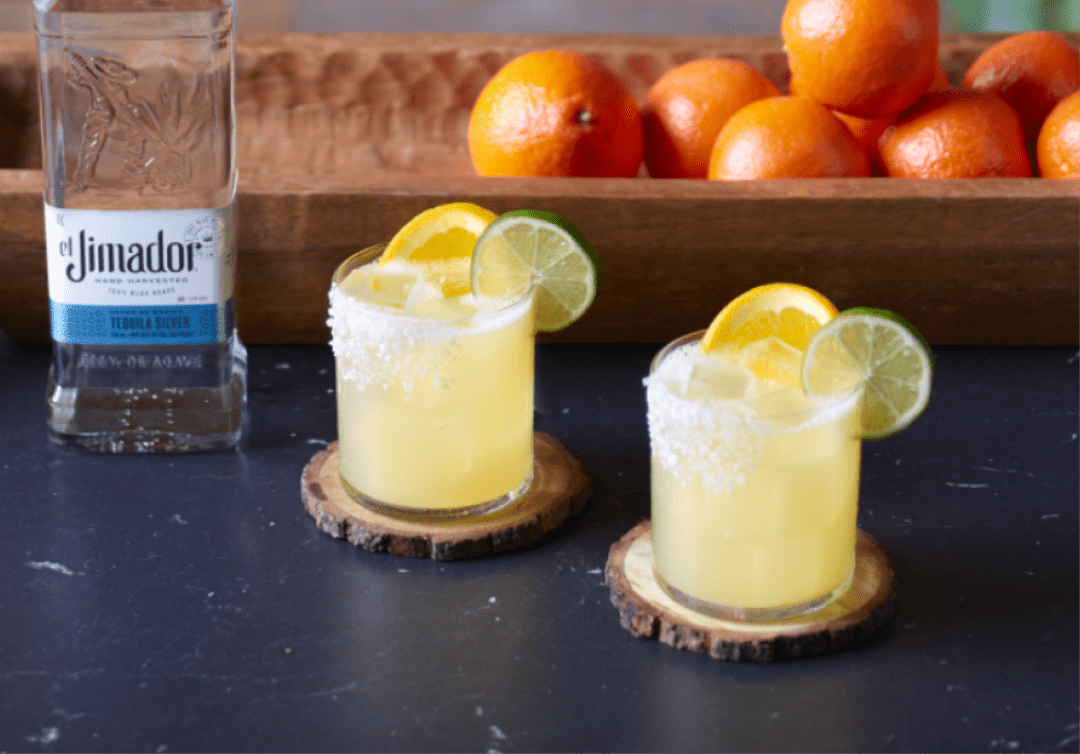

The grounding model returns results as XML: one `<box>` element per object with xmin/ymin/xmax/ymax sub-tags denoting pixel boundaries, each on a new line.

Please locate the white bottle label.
<box><xmin>44</xmin><ymin>204</ymin><xmax>235</xmax><ymax>345</ymax></box>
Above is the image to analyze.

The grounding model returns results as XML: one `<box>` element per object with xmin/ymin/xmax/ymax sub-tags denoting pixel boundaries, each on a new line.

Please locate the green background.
<box><xmin>945</xmin><ymin>0</ymin><xmax>1078</xmax><ymax>31</ymax></box>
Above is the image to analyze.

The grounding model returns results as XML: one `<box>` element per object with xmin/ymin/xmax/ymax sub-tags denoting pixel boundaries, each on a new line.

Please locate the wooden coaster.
<box><xmin>302</xmin><ymin>432</ymin><xmax>591</xmax><ymax>560</ymax></box>
<box><xmin>605</xmin><ymin>521</ymin><xmax>895</xmax><ymax>662</ymax></box>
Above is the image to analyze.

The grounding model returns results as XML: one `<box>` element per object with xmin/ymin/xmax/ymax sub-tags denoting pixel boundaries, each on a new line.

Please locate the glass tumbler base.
<box><xmin>654</xmin><ymin>567</ymin><xmax>856</xmax><ymax>623</ymax></box>
<box><xmin>340</xmin><ymin>468</ymin><xmax>534</xmax><ymax>524</ymax></box>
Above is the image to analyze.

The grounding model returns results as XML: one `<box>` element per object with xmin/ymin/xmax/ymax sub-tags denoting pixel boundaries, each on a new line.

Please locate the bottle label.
<box><xmin>44</xmin><ymin>204</ymin><xmax>236</xmax><ymax>345</ymax></box>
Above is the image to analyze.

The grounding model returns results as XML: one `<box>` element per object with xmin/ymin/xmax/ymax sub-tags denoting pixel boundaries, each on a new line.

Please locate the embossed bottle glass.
<box><xmin>35</xmin><ymin>0</ymin><xmax>245</xmax><ymax>452</ymax></box>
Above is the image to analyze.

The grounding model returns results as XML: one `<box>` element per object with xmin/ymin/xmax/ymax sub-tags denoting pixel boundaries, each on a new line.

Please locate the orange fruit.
<box><xmin>830</xmin><ymin>64</ymin><xmax>949</xmax><ymax>175</ymax></box>
<box><xmin>930</xmin><ymin>64</ymin><xmax>951</xmax><ymax>91</ymax></box>
<box><xmin>1037</xmin><ymin>89</ymin><xmax>1080</xmax><ymax>179</ymax></box>
<box><xmin>878</xmin><ymin>88</ymin><xmax>1032</xmax><ymax>178</ymax></box>
<box><xmin>700</xmin><ymin>283</ymin><xmax>838</xmax><ymax>353</ymax></box>
<box><xmin>962</xmin><ymin>31</ymin><xmax>1080</xmax><ymax>149</ymax></box>
<box><xmin>467</xmin><ymin>49</ymin><xmax>643</xmax><ymax>178</ymax></box>
<box><xmin>707</xmin><ymin>96</ymin><xmax>870</xmax><ymax>179</ymax></box>
<box><xmin>782</xmin><ymin>0</ymin><xmax>940</xmax><ymax>118</ymax></box>
<box><xmin>831</xmin><ymin>110</ymin><xmax>894</xmax><ymax>175</ymax></box>
<box><xmin>641</xmin><ymin>58</ymin><xmax>780</xmax><ymax>179</ymax></box>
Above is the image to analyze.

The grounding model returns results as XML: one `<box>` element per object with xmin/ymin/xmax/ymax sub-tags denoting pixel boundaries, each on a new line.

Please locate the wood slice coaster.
<box><xmin>605</xmin><ymin>521</ymin><xmax>896</xmax><ymax>662</ymax></box>
<box><xmin>302</xmin><ymin>432</ymin><xmax>591</xmax><ymax>561</ymax></box>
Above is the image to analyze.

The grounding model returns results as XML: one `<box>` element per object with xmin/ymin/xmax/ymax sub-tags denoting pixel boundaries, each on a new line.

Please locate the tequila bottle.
<box><xmin>34</xmin><ymin>0</ymin><xmax>245</xmax><ymax>452</ymax></box>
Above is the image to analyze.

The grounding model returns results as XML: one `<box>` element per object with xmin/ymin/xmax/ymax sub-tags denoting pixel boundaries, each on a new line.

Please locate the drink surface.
<box><xmin>36</xmin><ymin>0</ymin><xmax>245</xmax><ymax>452</ymax></box>
<box><xmin>329</xmin><ymin>255</ymin><xmax>535</xmax><ymax>513</ymax></box>
<box><xmin>647</xmin><ymin>338</ymin><xmax>862</xmax><ymax>617</ymax></box>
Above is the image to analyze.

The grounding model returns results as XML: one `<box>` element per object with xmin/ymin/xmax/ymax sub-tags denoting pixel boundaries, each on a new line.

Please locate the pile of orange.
<box><xmin>640</xmin><ymin>58</ymin><xmax>779</xmax><ymax>179</ymax></box>
<box><xmin>466</xmin><ymin>0</ymin><xmax>1080</xmax><ymax>180</ymax></box>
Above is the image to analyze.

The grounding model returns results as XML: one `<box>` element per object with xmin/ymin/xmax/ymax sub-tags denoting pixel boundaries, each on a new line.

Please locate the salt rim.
<box><xmin>645</xmin><ymin>341</ymin><xmax>861</xmax><ymax>496</ymax></box>
<box><xmin>328</xmin><ymin>281</ymin><xmax>532</xmax><ymax>391</ymax></box>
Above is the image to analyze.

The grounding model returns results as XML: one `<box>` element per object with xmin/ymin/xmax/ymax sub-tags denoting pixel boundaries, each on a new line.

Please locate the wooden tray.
<box><xmin>1</xmin><ymin>32</ymin><xmax>1076</xmax><ymax>347</ymax></box>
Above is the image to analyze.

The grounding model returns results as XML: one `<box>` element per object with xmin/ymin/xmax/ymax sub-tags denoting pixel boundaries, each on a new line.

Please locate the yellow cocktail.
<box><xmin>330</xmin><ymin>244</ymin><xmax>535</xmax><ymax>519</ymax></box>
<box><xmin>647</xmin><ymin>327</ymin><xmax>863</xmax><ymax>621</ymax></box>
<box><xmin>327</xmin><ymin>201</ymin><xmax>599</xmax><ymax>521</ymax></box>
<box><xmin>646</xmin><ymin>280</ymin><xmax>934</xmax><ymax>622</ymax></box>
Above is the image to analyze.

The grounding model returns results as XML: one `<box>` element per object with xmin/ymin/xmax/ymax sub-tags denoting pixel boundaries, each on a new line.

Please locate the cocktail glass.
<box><xmin>329</xmin><ymin>244</ymin><xmax>535</xmax><ymax>521</ymax></box>
<box><xmin>646</xmin><ymin>330</ymin><xmax>863</xmax><ymax>621</ymax></box>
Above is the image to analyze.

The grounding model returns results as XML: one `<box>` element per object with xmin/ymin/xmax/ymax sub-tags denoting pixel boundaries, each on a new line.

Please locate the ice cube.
<box><xmin>746</xmin><ymin>382</ymin><xmax>808</xmax><ymax>413</ymax></box>
<box><xmin>683</xmin><ymin>353</ymin><xmax>753</xmax><ymax>400</ymax></box>
<box><xmin>402</xmin><ymin>258</ymin><xmax>473</xmax><ymax>312</ymax></box>
<box><xmin>403</xmin><ymin>277</ymin><xmax>444</xmax><ymax>311</ymax></box>
<box><xmin>340</xmin><ymin>265</ymin><xmax>419</xmax><ymax>308</ymax></box>
<box><xmin>408</xmin><ymin>293</ymin><xmax>481</xmax><ymax>321</ymax></box>
<box><xmin>738</xmin><ymin>336</ymin><xmax>803</xmax><ymax>388</ymax></box>
<box><xmin>419</xmin><ymin>258</ymin><xmax>471</xmax><ymax>295</ymax></box>
<box><xmin>429</xmin><ymin>272</ymin><xmax>472</xmax><ymax>299</ymax></box>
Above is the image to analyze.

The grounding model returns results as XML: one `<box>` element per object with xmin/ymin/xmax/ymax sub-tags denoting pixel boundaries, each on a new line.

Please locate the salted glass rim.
<box><xmin>649</xmin><ymin>330</ymin><xmax>863</xmax><ymax>429</ymax></box>
<box><xmin>332</xmin><ymin>243</ymin><xmax>534</xmax><ymax>324</ymax></box>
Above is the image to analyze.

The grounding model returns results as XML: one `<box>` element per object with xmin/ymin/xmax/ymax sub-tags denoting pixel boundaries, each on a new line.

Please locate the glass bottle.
<box><xmin>34</xmin><ymin>0</ymin><xmax>245</xmax><ymax>452</ymax></box>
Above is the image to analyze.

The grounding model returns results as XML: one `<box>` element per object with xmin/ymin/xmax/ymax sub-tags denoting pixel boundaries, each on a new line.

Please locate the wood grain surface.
<box><xmin>301</xmin><ymin>432</ymin><xmax>592</xmax><ymax>560</ymax></box>
<box><xmin>1</xmin><ymin>32</ymin><xmax>1076</xmax><ymax>346</ymax></box>
<box><xmin>605</xmin><ymin>521</ymin><xmax>896</xmax><ymax>661</ymax></box>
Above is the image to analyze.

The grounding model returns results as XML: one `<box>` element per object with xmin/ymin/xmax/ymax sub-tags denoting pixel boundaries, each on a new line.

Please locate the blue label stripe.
<box><xmin>50</xmin><ymin>302</ymin><xmax>228</xmax><ymax>345</ymax></box>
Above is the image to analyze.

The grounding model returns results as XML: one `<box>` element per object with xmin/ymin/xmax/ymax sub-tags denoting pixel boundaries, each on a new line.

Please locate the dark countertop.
<box><xmin>1</xmin><ymin>331</ymin><xmax>1076</xmax><ymax>753</ymax></box>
